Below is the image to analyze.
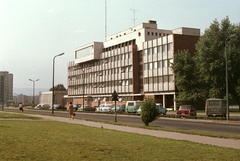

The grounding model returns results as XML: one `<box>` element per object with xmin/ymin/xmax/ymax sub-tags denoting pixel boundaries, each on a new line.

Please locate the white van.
<box><xmin>205</xmin><ymin>98</ymin><xmax>227</xmax><ymax>117</ymax></box>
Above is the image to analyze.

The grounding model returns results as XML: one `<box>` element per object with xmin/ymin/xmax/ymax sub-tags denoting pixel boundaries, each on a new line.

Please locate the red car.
<box><xmin>176</xmin><ymin>105</ymin><xmax>197</xmax><ymax>116</ymax></box>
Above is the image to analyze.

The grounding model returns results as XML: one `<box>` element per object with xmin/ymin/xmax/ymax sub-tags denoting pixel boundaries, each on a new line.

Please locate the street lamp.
<box><xmin>29</xmin><ymin>79</ymin><xmax>39</xmax><ymax>106</ymax></box>
<box><xmin>225</xmin><ymin>34</ymin><xmax>236</xmax><ymax>120</ymax></box>
<box><xmin>52</xmin><ymin>53</ymin><xmax>64</xmax><ymax>114</ymax></box>
<box><xmin>14</xmin><ymin>93</ymin><xmax>18</xmax><ymax>104</ymax></box>
<box><xmin>74</xmin><ymin>66</ymin><xmax>91</xmax><ymax>112</ymax></box>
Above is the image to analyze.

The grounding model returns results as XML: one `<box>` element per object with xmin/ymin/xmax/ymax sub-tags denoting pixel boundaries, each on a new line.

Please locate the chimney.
<box><xmin>148</xmin><ymin>20</ymin><xmax>156</xmax><ymax>24</ymax></box>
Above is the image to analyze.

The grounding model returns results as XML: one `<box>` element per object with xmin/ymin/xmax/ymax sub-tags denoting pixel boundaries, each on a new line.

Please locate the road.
<box><xmin>4</xmin><ymin>108</ymin><xmax>240</xmax><ymax>135</ymax></box>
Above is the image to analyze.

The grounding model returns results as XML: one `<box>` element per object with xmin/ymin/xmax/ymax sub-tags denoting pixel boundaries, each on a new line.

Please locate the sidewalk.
<box><xmin>28</xmin><ymin>114</ymin><xmax>240</xmax><ymax>150</ymax></box>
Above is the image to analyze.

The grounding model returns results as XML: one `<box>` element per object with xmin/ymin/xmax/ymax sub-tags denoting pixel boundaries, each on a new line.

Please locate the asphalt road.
<box><xmin>4</xmin><ymin>108</ymin><xmax>240</xmax><ymax>135</ymax></box>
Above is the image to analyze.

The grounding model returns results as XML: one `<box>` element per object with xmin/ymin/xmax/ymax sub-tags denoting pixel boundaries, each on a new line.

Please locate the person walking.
<box><xmin>19</xmin><ymin>103</ymin><xmax>23</xmax><ymax>113</ymax></box>
<box><xmin>67</xmin><ymin>102</ymin><xmax>74</xmax><ymax>120</ymax></box>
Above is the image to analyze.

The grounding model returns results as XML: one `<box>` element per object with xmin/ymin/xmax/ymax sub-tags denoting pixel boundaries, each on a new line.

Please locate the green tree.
<box><xmin>49</xmin><ymin>84</ymin><xmax>67</xmax><ymax>91</ymax></box>
<box><xmin>195</xmin><ymin>17</ymin><xmax>240</xmax><ymax>104</ymax></box>
<box><xmin>140</xmin><ymin>97</ymin><xmax>159</xmax><ymax>126</ymax></box>
<box><xmin>171</xmin><ymin>50</ymin><xmax>202</xmax><ymax>105</ymax></box>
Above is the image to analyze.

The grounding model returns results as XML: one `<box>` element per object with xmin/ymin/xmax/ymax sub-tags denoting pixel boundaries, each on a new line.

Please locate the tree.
<box><xmin>140</xmin><ymin>97</ymin><xmax>159</xmax><ymax>126</ymax></box>
<box><xmin>171</xmin><ymin>50</ymin><xmax>202</xmax><ymax>105</ymax></box>
<box><xmin>195</xmin><ymin>17</ymin><xmax>240</xmax><ymax>104</ymax></box>
<box><xmin>49</xmin><ymin>84</ymin><xmax>67</xmax><ymax>91</ymax></box>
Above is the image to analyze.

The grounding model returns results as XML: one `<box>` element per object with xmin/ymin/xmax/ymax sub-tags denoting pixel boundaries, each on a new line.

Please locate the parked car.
<box><xmin>49</xmin><ymin>104</ymin><xmax>65</xmax><ymax>110</ymax></box>
<box><xmin>156</xmin><ymin>103</ymin><xmax>167</xmax><ymax>115</ymax></box>
<box><xmin>78</xmin><ymin>105</ymin><xmax>90</xmax><ymax>111</ymax></box>
<box><xmin>95</xmin><ymin>107</ymin><xmax>100</xmax><ymax>112</ymax></box>
<box><xmin>111</xmin><ymin>104</ymin><xmax>125</xmax><ymax>112</ymax></box>
<box><xmin>176</xmin><ymin>105</ymin><xmax>197</xmax><ymax>116</ymax></box>
<box><xmin>73</xmin><ymin>104</ymin><xmax>80</xmax><ymax>111</ymax></box>
<box><xmin>96</xmin><ymin>104</ymin><xmax>113</xmax><ymax>112</ymax></box>
<box><xmin>34</xmin><ymin>104</ymin><xmax>50</xmax><ymax>110</ymax></box>
<box><xmin>136</xmin><ymin>103</ymin><xmax>167</xmax><ymax>115</ymax></box>
<box><xmin>136</xmin><ymin>106</ymin><xmax>141</xmax><ymax>115</ymax></box>
<box><xmin>84</xmin><ymin>106</ymin><xmax>96</xmax><ymax>111</ymax></box>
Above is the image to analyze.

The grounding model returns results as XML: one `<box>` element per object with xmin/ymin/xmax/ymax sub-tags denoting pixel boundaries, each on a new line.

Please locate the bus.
<box><xmin>125</xmin><ymin>101</ymin><xmax>143</xmax><ymax>113</ymax></box>
<box><xmin>205</xmin><ymin>98</ymin><xmax>227</xmax><ymax>117</ymax></box>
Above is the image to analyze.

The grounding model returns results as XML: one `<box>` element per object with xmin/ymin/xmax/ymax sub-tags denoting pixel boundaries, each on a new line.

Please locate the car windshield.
<box><xmin>128</xmin><ymin>103</ymin><xmax>134</xmax><ymax>106</ymax></box>
<box><xmin>179</xmin><ymin>106</ymin><xmax>191</xmax><ymax>110</ymax></box>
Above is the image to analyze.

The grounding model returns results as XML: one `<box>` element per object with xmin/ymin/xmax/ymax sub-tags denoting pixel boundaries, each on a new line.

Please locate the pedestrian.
<box><xmin>67</xmin><ymin>102</ymin><xmax>74</xmax><ymax>120</ymax></box>
<box><xmin>19</xmin><ymin>103</ymin><xmax>23</xmax><ymax>113</ymax></box>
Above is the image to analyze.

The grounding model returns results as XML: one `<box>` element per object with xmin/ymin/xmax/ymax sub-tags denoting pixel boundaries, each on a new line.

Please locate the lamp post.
<box><xmin>225</xmin><ymin>34</ymin><xmax>236</xmax><ymax>120</ymax></box>
<box><xmin>14</xmin><ymin>93</ymin><xmax>18</xmax><ymax>104</ymax></box>
<box><xmin>29</xmin><ymin>79</ymin><xmax>39</xmax><ymax>106</ymax></box>
<box><xmin>52</xmin><ymin>53</ymin><xmax>64</xmax><ymax>114</ymax></box>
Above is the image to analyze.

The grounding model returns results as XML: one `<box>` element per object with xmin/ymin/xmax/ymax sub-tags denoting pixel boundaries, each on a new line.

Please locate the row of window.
<box><xmin>147</xmin><ymin>32</ymin><xmax>169</xmax><ymax>37</ymax></box>
<box><xmin>69</xmin><ymin>79</ymin><xmax>133</xmax><ymax>89</ymax></box>
<box><xmin>69</xmin><ymin>65</ymin><xmax>133</xmax><ymax>80</ymax></box>
<box><xmin>144</xmin><ymin>75</ymin><xmax>174</xmax><ymax>84</ymax></box>
<box><xmin>144</xmin><ymin>59</ymin><xmax>173</xmax><ymax>70</ymax></box>
<box><xmin>144</xmin><ymin>43</ymin><xmax>173</xmax><ymax>57</ymax></box>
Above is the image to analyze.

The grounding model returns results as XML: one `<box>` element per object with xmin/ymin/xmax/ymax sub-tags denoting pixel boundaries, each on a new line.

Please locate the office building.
<box><xmin>66</xmin><ymin>20</ymin><xmax>200</xmax><ymax>110</ymax></box>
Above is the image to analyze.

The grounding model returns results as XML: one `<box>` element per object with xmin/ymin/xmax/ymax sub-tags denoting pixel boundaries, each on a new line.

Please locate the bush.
<box><xmin>140</xmin><ymin>97</ymin><xmax>159</xmax><ymax>126</ymax></box>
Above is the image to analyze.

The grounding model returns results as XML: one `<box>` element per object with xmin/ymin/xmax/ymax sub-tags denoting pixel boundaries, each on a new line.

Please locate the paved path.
<box><xmin>26</xmin><ymin>114</ymin><xmax>240</xmax><ymax>150</ymax></box>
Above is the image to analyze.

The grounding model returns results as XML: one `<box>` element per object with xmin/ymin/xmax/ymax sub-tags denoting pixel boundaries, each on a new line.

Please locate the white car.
<box><xmin>34</xmin><ymin>104</ymin><xmax>50</xmax><ymax>110</ymax></box>
<box><xmin>111</xmin><ymin>104</ymin><xmax>125</xmax><ymax>112</ymax></box>
<box><xmin>98</xmin><ymin>104</ymin><xmax>113</xmax><ymax>112</ymax></box>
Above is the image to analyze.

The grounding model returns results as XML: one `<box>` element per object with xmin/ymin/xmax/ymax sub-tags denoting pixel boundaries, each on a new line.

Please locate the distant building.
<box><xmin>66</xmin><ymin>20</ymin><xmax>200</xmax><ymax>110</ymax></box>
<box><xmin>39</xmin><ymin>91</ymin><xmax>67</xmax><ymax>106</ymax></box>
<box><xmin>0</xmin><ymin>71</ymin><xmax>13</xmax><ymax>105</ymax></box>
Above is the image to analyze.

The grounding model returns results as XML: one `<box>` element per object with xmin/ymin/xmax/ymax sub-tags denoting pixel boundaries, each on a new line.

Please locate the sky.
<box><xmin>0</xmin><ymin>0</ymin><xmax>239</xmax><ymax>94</ymax></box>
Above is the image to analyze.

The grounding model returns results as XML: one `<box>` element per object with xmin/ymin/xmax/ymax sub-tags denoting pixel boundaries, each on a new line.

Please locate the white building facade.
<box><xmin>66</xmin><ymin>20</ymin><xmax>200</xmax><ymax>110</ymax></box>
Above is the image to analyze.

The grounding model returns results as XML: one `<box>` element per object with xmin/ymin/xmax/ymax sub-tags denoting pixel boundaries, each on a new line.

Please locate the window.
<box><xmin>162</xmin><ymin>45</ymin><xmax>165</xmax><ymax>52</ymax></box>
<box><xmin>168</xmin><ymin>43</ymin><xmax>173</xmax><ymax>51</ymax></box>
<box><xmin>169</xmin><ymin>75</ymin><xmax>173</xmax><ymax>82</ymax></box>
<box><xmin>144</xmin><ymin>78</ymin><xmax>148</xmax><ymax>84</ymax></box>
<box><xmin>144</xmin><ymin>49</ymin><xmax>147</xmax><ymax>57</ymax></box>
<box><xmin>129</xmin><ymin>66</ymin><xmax>132</xmax><ymax>71</ymax></box>
<box><xmin>125</xmin><ymin>53</ymin><xmax>129</xmax><ymax>59</ymax></box>
<box><xmin>163</xmin><ymin>76</ymin><xmax>168</xmax><ymax>83</ymax></box>
<box><xmin>120</xmin><ymin>54</ymin><xmax>124</xmax><ymax>60</ymax></box>
<box><xmin>149</xmin><ymin>77</ymin><xmax>153</xmax><ymax>84</ymax></box>
<box><xmin>154</xmin><ymin>62</ymin><xmax>157</xmax><ymax>69</ymax></box>
<box><xmin>153</xmin><ymin>47</ymin><xmax>157</xmax><ymax>54</ymax></box>
<box><xmin>149</xmin><ymin>63</ymin><xmax>153</xmax><ymax>69</ymax></box>
<box><xmin>148</xmin><ymin>48</ymin><xmax>152</xmax><ymax>55</ymax></box>
<box><xmin>144</xmin><ymin>63</ymin><xmax>148</xmax><ymax>70</ymax></box>
<box><xmin>158</xmin><ymin>76</ymin><xmax>163</xmax><ymax>82</ymax></box>
<box><xmin>129</xmin><ymin>52</ymin><xmax>132</xmax><ymax>59</ymax></box>
<box><xmin>158</xmin><ymin>46</ymin><xmax>162</xmax><ymax>53</ymax></box>
<box><xmin>158</xmin><ymin>61</ymin><xmax>162</xmax><ymax>68</ymax></box>
<box><xmin>154</xmin><ymin>77</ymin><xmax>158</xmax><ymax>83</ymax></box>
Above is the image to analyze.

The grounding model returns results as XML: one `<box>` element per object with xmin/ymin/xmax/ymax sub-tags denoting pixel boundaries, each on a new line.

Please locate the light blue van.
<box><xmin>125</xmin><ymin>101</ymin><xmax>143</xmax><ymax>113</ymax></box>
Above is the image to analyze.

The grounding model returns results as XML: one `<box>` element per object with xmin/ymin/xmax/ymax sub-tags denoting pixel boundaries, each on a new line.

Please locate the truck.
<box><xmin>205</xmin><ymin>98</ymin><xmax>227</xmax><ymax>117</ymax></box>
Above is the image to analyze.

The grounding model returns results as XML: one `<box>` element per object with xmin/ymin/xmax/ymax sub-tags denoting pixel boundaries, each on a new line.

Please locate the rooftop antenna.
<box><xmin>130</xmin><ymin>8</ymin><xmax>138</xmax><ymax>27</ymax></box>
<box><xmin>105</xmin><ymin>0</ymin><xmax>107</xmax><ymax>40</ymax></box>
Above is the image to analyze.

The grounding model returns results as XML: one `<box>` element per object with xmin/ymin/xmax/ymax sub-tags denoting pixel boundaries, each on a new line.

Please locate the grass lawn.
<box><xmin>0</xmin><ymin>112</ymin><xmax>240</xmax><ymax>161</ymax></box>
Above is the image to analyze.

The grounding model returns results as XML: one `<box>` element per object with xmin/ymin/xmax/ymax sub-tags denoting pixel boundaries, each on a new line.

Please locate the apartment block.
<box><xmin>66</xmin><ymin>20</ymin><xmax>200</xmax><ymax>110</ymax></box>
<box><xmin>0</xmin><ymin>71</ymin><xmax>13</xmax><ymax>105</ymax></box>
